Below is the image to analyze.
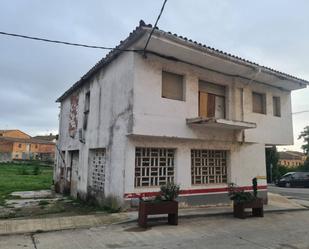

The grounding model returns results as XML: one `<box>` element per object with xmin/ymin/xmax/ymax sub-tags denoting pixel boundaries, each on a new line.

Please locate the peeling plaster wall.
<box><xmin>56</xmin><ymin>52</ymin><xmax>134</xmax><ymax>199</ymax></box>
<box><xmin>132</xmin><ymin>52</ymin><xmax>293</xmax><ymax>145</ymax></box>
<box><xmin>56</xmin><ymin>39</ymin><xmax>294</xmax><ymax>204</ymax></box>
<box><xmin>124</xmin><ymin>137</ymin><xmax>267</xmax><ymax>198</ymax></box>
<box><xmin>242</xmin><ymin>82</ymin><xmax>293</xmax><ymax>145</ymax></box>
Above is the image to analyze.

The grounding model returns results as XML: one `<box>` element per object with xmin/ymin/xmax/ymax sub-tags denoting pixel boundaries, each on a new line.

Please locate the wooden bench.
<box><xmin>233</xmin><ymin>198</ymin><xmax>264</xmax><ymax>219</ymax></box>
<box><xmin>138</xmin><ymin>200</ymin><xmax>178</xmax><ymax>228</ymax></box>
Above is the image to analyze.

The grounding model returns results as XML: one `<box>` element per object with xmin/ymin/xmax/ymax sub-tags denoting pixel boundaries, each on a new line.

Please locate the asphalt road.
<box><xmin>268</xmin><ymin>185</ymin><xmax>309</xmax><ymax>201</ymax></box>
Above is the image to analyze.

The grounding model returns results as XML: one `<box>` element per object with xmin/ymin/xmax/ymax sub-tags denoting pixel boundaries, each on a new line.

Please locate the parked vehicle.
<box><xmin>277</xmin><ymin>172</ymin><xmax>309</xmax><ymax>187</ymax></box>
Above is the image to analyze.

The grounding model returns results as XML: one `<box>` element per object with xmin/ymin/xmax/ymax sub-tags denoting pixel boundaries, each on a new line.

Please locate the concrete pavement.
<box><xmin>0</xmin><ymin>213</ymin><xmax>129</xmax><ymax>235</ymax></box>
<box><xmin>0</xmin><ymin>192</ymin><xmax>307</xmax><ymax>236</ymax></box>
<box><xmin>2</xmin><ymin>209</ymin><xmax>309</xmax><ymax>249</ymax></box>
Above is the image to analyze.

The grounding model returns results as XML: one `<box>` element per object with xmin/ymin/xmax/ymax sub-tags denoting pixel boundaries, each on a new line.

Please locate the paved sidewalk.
<box><xmin>0</xmin><ymin>213</ymin><xmax>128</xmax><ymax>235</ymax></box>
<box><xmin>0</xmin><ymin>192</ymin><xmax>307</xmax><ymax>236</ymax></box>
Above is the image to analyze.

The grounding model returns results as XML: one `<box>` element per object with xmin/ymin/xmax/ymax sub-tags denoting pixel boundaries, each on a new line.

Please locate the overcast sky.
<box><xmin>0</xmin><ymin>0</ymin><xmax>308</xmax><ymax>151</ymax></box>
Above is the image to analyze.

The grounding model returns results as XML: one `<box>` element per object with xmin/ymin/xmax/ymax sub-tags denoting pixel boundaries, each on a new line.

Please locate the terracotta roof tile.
<box><xmin>56</xmin><ymin>20</ymin><xmax>309</xmax><ymax>102</ymax></box>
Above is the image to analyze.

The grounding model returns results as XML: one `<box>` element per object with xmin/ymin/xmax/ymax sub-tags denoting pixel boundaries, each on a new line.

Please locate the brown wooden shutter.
<box><xmin>207</xmin><ymin>93</ymin><xmax>216</xmax><ymax>117</ymax></box>
<box><xmin>199</xmin><ymin>92</ymin><xmax>208</xmax><ymax>117</ymax></box>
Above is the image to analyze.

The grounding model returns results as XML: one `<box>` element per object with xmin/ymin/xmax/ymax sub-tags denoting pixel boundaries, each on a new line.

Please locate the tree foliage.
<box><xmin>298</xmin><ymin>126</ymin><xmax>309</xmax><ymax>155</ymax></box>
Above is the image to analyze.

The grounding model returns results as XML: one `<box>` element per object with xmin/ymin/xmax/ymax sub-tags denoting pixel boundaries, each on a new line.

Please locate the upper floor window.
<box><xmin>162</xmin><ymin>71</ymin><xmax>184</xmax><ymax>101</ymax></box>
<box><xmin>273</xmin><ymin>96</ymin><xmax>281</xmax><ymax>117</ymax></box>
<box><xmin>83</xmin><ymin>91</ymin><xmax>90</xmax><ymax>130</ymax></box>
<box><xmin>84</xmin><ymin>91</ymin><xmax>90</xmax><ymax>113</ymax></box>
<box><xmin>18</xmin><ymin>143</ymin><xmax>22</xmax><ymax>148</ymax></box>
<box><xmin>252</xmin><ymin>92</ymin><xmax>266</xmax><ymax>114</ymax></box>
<box><xmin>199</xmin><ymin>81</ymin><xmax>225</xmax><ymax>118</ymax></box>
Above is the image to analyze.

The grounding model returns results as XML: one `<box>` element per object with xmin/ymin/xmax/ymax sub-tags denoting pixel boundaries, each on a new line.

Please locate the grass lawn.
<box><xmin>0</xmin><ymin>163</ymin><xmax>53</xmax><ymax>205</ymax></box>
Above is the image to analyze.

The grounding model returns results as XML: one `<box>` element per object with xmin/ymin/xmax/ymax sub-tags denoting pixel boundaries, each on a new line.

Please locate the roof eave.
<box><xmin>56</xmin><ymin>26</ymin><xmax>147</xmax><ymax>103</ymax></box>
<box><xmin>149</xmin><ymin>28</ymin><xmax>309</xmax><ymax>87</ymax></box>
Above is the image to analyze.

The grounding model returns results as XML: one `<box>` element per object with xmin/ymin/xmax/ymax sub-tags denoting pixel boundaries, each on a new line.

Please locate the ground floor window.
<box><xmin>191</xmin><ymin>150</ymin><xmax>227</xmax><ymax>185</ymax></box>
<box><xmin>135</xmin><ymin>147</ymin><xmax>175</xmax><ymax>187</ymax></box>
<box><xmin>89</xmin><ymin>148</ymin><xmax>106</xmax><ymax>192</ymax></box>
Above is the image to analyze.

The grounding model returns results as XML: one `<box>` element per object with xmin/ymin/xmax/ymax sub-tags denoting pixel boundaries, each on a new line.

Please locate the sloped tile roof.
<box><xmin>0</xmin><ymin>136</ymin><xmax>55</xmax><ymax>145</ymax></box>
<box><xmin>56</xmin><ymin>20</ymin><xmax>309</xmax><ymax>102</ymax></box>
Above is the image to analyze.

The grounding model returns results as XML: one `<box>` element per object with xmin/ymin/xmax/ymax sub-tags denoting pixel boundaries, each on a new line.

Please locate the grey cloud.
<box><xmin>0</xmin><ymin>0</ymin><xmax>308</xmax><ymax>150</ymax></box>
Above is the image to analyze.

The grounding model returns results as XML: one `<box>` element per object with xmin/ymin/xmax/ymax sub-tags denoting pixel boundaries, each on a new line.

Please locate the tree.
<box><xmin>265</xmin><ymin>146</ymin><xmax>279</xmax><ymax>183</ymax></box>
<box><xmin>298</xmin><ymin>126</ymin><xmax>309</xmax><ymax>155</ymax></box>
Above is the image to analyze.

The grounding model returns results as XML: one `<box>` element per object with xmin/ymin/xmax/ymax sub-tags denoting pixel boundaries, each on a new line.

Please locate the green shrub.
<box><xmin>228</xmin><ymin>183</ymin><xmax>255</xmax><ymax>203</ymax></box>
<box><xmin>160</xmin><ymin>182</ymin><xmax>180</xmax><ymax>201</ymax></box>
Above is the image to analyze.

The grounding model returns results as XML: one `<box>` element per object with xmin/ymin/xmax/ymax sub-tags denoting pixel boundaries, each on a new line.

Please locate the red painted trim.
<box><xmin>124</xmin><ymin>185</ymin><xmax>268</xmax><ymax>199</ymax></box>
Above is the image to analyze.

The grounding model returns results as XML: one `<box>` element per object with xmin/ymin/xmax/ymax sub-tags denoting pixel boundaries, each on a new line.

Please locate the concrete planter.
<box><xmin>138</xmin><ymin>200</ymin><xmax>178</xmax><ymax>228</ymax></box>
<box><xmin>233</xmin><ymin>197</ymin><xmax>264</xmax><ymax>219</ymax></box>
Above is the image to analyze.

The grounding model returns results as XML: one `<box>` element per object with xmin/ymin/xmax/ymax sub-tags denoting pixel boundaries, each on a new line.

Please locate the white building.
<box><xmin>54</xmin><ymin>20</ymin><xmax>308</xmax><ymax>207</ymax></box>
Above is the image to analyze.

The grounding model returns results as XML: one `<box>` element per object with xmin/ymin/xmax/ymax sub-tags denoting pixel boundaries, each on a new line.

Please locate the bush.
<box><xmin>160</xmin><ymin>182</ymin><xmax>180</xmax><ymax>201</ymax></box>
<box><xmin>228</xmin><ymin>183</ymin><xmax>255</xmax><ymax>203</ymax></box>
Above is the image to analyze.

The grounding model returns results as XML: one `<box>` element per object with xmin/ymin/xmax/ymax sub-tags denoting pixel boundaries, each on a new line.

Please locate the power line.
<box><xmin>143</xmin><ymin>0</ymin><xmax>168</xmax><ymax>55</ymax></box>
<box><xmin>0</xmin><ymin>31</ymin><xmax>141</xmax><ymax>51</ymax></box>
<box><xmin>0</xmin><ymin>1</ymin><xmax>168</xmax><ymax>53</ymax></box>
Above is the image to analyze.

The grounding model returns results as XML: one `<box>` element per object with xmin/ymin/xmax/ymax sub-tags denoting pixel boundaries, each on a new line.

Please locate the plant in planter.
<box><xmin>228</xmin><ymin>178</ymin><xmax>264</xmax><ymax>219</ymax></box>
<box><xmin>138</xmin><ymin>182</ymin><xmax>180</xmax><ymax>228</ymax></box>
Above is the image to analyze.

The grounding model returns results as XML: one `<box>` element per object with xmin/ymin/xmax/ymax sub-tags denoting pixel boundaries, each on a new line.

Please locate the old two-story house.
<box><xmin>54</xmin><ymin>21</ymin><xmax>308</xmax><ymax>206</ymax></box>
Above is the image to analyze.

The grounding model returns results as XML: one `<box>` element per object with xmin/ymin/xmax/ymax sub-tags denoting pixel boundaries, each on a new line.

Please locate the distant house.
<box><xmin>33</xmin><ymin>133</ymin><xmax>57</xmax><ymax>143</ymax></box>
<box><xmin>54</xmin><ymin>21</ymin><xmax>308</xmax><ymax>207</ymax></box>
<box><xmin>278</xmin><ymin>151</ymin><xmax>306</xmax><ymax>168</ymax></box>
<box><xmin>0</xmin><ymin>130</ymin><xmax>55</xmax><ymax>162</ymax></box>
<box><xmin>0</xmin><ymin>129</ymin><xmax>31</xmax><ymax>139</ymax></box>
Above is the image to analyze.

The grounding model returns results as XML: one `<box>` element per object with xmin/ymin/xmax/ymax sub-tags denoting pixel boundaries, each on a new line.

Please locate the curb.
<box><xmin>0</xmin><ymin>214</ymin><xmax>130</xmax><ymax>237</ymax></box>
<box><xmin>117</xmin><ymin>207</ymin><xmax>309</xmax><ymax>225</ymax></box>
<box><xmin>1</xmin><ymin>208</ymin><xmax>308</xmax><ymax>236</ymax></box>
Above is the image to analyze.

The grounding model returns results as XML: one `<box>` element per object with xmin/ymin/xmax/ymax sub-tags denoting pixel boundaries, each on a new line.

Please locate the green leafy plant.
<box><xmin>228</xmin><ymin>183</ymin><xmax>255</xmax><ymax>203</ymax></box>
<box><xmin>160</xmin><ymin>182</ymin><xmax>180</xmax><ymax>201</ymax></box>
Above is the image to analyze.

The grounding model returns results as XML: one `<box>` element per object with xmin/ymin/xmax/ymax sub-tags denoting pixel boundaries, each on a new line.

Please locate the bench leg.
<box><xmin>234</xmin><ymin>205</ymin><xmax>246</xmax><ymax>219</ymax></box>
<box><xmin>168</xmin><ymin>213</ymin><xmax>178</xmax><ymax>225</ymax></box>
<box><xmin>252</xmin><ymin>207</ymin><xmax>264</xmax><ymax>217</ymax></box>
<box><xmin>138</xmin><ymin>214</ymin><xmax>148</xmax><ymax>228</ymax></box>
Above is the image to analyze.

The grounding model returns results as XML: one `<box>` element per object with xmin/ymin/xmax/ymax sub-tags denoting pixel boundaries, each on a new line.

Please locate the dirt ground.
<box><xmin>0</xmin><ymin>190</ymin><xmax>113</xmax><ymax>219</ymax></box>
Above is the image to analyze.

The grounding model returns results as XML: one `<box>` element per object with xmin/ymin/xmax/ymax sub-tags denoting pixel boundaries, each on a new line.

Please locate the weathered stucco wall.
<box><xmin>132</xmin><ymin>52</ymin><xmax>293</xmax><ymax>145</ymax></box>
<box><xmin>123</xmin><ymin>136</ymin><xmax>267</xmax><ymax>205</ymax></box>
<box><xmin>55</xmin><ymin>37</ymin><xmax>296</xmax><ymax>205</ymax></box>
<box><xmin>56</xmin><ymin>52</ymin><xmax>135</xmax><ymax>199</ymax></box>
